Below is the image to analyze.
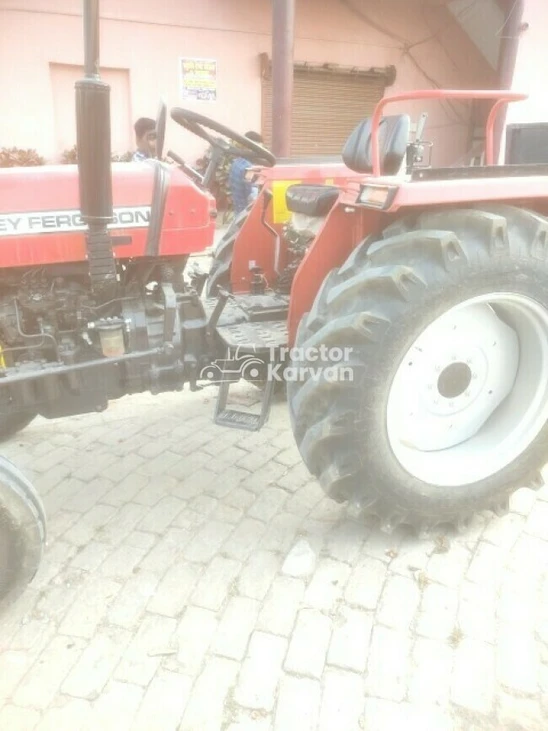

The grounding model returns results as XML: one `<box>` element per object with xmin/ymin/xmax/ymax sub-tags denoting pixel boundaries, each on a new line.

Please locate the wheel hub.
<box><xmin>386</xmin><ymin>294</ymin><xmax>548</xmax><ymax>486</ymax></box>
<box><xmin>437</xmin><ymin>362</ymin><xmax>472</xmax><ymax>399</ymax></box>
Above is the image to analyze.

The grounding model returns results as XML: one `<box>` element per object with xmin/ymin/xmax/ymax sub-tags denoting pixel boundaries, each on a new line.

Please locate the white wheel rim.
<box><xmin>386</xmin><ymin>293</ymin><xmax>548</xmax><ymax>486</ymax></box>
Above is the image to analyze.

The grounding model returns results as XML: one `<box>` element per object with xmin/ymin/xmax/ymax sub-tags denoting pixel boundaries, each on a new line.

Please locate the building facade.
<box><xmin>1</xmin><ymin>0</ymin><xmax>508</xmax><ymax>166</ymax></box>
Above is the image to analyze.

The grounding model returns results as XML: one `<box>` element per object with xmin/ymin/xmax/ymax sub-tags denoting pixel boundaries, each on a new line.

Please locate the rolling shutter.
<box><xmin>261</xmin><ymin>59</ymin><xmax>395</xmax><ymax>156</ymax></box>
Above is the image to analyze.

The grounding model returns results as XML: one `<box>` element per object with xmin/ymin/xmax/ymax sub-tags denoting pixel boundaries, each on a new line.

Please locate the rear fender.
<box><xmin>287</xmin><ymin>205</ymin><xmax>386</xmax><ymax>345</ymax></box>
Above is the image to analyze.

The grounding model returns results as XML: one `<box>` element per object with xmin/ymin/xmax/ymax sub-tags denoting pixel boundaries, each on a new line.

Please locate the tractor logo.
<box><xmin>199</xmin><ymin>347</ymin><xmax>265</xmax><ymax>383</ymax></box>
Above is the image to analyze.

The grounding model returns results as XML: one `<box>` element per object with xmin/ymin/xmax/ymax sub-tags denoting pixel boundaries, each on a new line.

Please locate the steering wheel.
<box><xmin>170</xmin><ymin>108</ymin><xmax>276</xmax><ymax>167</ymax></box>
<box><xmin>155</xmin><ymin>99</ymin><xmax>167</xmax><ymax>160</ymax></box>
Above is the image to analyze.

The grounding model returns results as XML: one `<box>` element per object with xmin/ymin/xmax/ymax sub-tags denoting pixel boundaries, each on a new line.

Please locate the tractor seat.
<box><xmin>285</xmin><ymin>184</ymin><xmax>340</xmax><ymax>217</ymax></box>
<box><xmin>343</xmin><ymin>114</ymin><xmax>410</xmax><ymax>175</ymax></box>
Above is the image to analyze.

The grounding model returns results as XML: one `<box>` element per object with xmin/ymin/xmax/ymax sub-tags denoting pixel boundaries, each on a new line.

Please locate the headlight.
<box><xmin>357</xmin><ymin>184</ymin><xmax>398</xmax><ymax>209</ymax></box>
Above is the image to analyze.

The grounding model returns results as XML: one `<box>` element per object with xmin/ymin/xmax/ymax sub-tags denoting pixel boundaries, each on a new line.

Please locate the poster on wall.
<box><xmin>180</xmin><ymin>58</ymin><xmax>217</xmax><ymax>102</ymax></box>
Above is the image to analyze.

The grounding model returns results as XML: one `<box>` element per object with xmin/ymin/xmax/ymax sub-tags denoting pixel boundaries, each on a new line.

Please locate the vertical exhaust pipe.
<box><xmin>76</xmin><ymin>0</ymin><xmax>117</xmax><ymax>301</ymax></box>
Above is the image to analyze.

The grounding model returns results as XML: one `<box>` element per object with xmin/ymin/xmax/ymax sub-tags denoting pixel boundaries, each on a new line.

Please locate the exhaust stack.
<box><xmin>76</xmin><ymin>0</ymin><xmax>117</xmax><ymax>301</ymax></box>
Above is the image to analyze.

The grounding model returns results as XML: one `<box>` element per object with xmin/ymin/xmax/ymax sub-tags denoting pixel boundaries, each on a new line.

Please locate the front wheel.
<box><xmin>287</xmin><ymin>205</ymin><xmax>548</xmax><ymax>533</ymax></box>
<box><xmin>0</xmin><ymin>456</ymin><xmax>46</xmax><ymax>612</ymax></box>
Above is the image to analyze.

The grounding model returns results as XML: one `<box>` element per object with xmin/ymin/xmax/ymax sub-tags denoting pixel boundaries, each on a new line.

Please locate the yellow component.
<box><xmin>324</xmin><ymin>178</ymin><xmax>335</xmax><ymax>185</ymax></box>
<box><xmin>0</xmin><ymin>344</ymin><xmax>4</xmax><ymax>369</ymax></box>
<box><xmin>271</xmin><ymin>179</ymin><xmax>301</xmax><ymax>224</ymax></box>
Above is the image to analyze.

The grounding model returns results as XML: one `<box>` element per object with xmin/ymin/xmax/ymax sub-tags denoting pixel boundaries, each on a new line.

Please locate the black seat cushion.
<box><xmin>285</xmin><ymin>184</ymin><xmax>340</xmax><ymax>216</ymax></box>
<box><xmin>342</xmin><ymin>114</ymin><xmax>410</xmax><ymax>175</ymax></box>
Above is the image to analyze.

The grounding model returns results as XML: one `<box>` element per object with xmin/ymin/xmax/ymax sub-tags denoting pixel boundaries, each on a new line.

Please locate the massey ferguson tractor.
<box><xmin>2</xmin><ymin>0</ymin><xmax>548</xmax><ymax>606</ymax></box>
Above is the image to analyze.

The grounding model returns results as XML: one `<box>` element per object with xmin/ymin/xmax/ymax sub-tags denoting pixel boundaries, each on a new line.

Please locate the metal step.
<box><xmin>214</xmin><ymin>372</ymin><xmax>277</xmax><ymax>431</ymax></box>
<box><xmin>216</xmin><ymin>319</ymin><xmax>287</xmax><ymax>356</ymax></box>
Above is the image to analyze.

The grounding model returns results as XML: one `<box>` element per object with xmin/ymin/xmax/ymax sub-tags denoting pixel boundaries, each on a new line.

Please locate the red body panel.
<box><xmin>0</xmin><ymin>162</ymin><xmax>216</xmax><ymax>268</ymax></box>
<box><xmin>231</xmin><ymin>161</ymin><xmax>362</xmax><ymax>291</ymax></box>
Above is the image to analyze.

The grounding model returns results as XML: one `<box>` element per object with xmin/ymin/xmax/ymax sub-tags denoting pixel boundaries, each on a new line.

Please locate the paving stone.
<box><xmin>132</xmin><ymin>670</ymin><xmax>193</xmax><ymax>731</ymax></box>
<box><xmin>0</xmin><ymin>650</ymin><xmax>36</xmax><ymax>702</ymax></box>
<box><xmin>224</xmin><ymin>487</ymin><xmax>257</xmax><ymax>511</ymax></box>
<box><xmin>234</xmin><ymin>632</ymin><xmax>288</xmax><ymax>711</ymax></box>
<box><xmin>376</xmin><ymin>574</ymin><xmax>421</xmax><ymax>630</ymax></box>
<box><xmin>497</xmin><ymin>691</ymin><xmax>544</xmax><ymax>731</ymax></box>
<box><xmin>284</xmin><ymin>483</ymin><xmax>324</xmax><ymax>517</ymax></box>
<box><xmin>2</xmin><ymin>373</ymin><xmax>548</xmax><ymax>729</ymax></box>
<box><xmin>0</xmin><ymin>705</ymin><xmax>42</xmax><ymax>730</ymax></box>
<box><xmin>324</xmin><ymin>520</ymin><xmax>369</xmax><ymax>565</ymax></box>
<box><xmin>62</xmin><ymin>627</ymin><xmax>132</xmax><ymax>700</ymax></box>
<box><xmin>451</xmin><ymin>638</ymin><xmax>496</xmax><ymax>714</ymax></box>
<box><xmin>482</xmin><ymin>511</ymin><xmax>526</xmax><ymax>550</ymax></box>
<box><xmin>212</xmin><ymin>596</ymin><xmax>261</xmax><ymax>661</ymax></box>
<box><xmin>64</xmin><ymin>477</ymin><xmax>114</xmax><ymax>513</ymax></box>
<box><xmin>98</xmin><ymin>544</ymin><xmax>149</xmax><ymax>579</ymax></box>
<box><xmin>187</xmin><ymin>494</ymin><xmax>219</xmax><ymax>516</ymax></box>
<box><xmin>191</xmin><ymin>555</ymin><xmax>242</xmax><ymax>611</ymax></box>
<box><xmin>458</xmin><ymin>580</ymin><xmax>497</xmax><ymax>644</ymax></box>
<box><xmin>13</xmin><ymin>634</ymin><xmax>86</xmax><ymax>709</ymax></box>
<box><xmin>136</xmin><ymin>527</ymin><xmax>190</xmax><ymax>574</ymax></box>
<box><xmin>238</xmin><ymin>551</ymin><xmax>281</xmax><ymax>601</ymax></box>
<box><xmin>147</xmin><ymin>562</ymin><xmax>201</xmax><ymax>617</ymax></box>
<box><xmin>284</xmin><ymin>609</ymin><xmax>332</xmax><ymax>679</ymax></box>
<box><xmin>362</xmin><ymin>699</ymin><xmax>455</xmax><ymax>731</ymax></box>
<box><xmin>274</xmin><ymin>675</ymin><xmax>321</xmax><ymax>731</ymax></box>
<box><xmin>328</xmin><ymin>606</ymin><xmax>373</xmax><ymax>673</ymax></box>
<box><xmin>91</xmin><ymin>680</ymin><xmax>143</xmax><ymax>731</ymax></box>
<box><xmin>416</xmin><ymin>583</ymin><xmax>459</xmax><ymax>641</ymax></box>
<box><xmin>318</xmin><ymin>668</ymin><xmax>365</xmax><ymax>731</ymax></box>
<box><xmin>364</xmin><ymin>626</ymin><xmax>412</xmax><ymax>702</ymax></box>
<box><xmin>179</xmin><ymin>656</ymin><xmax>239</xmax><ymax>731</ymax></box>
<box><xmin>63</xmin><ymin>504</ymin><xmax>117</xmax><ymax>546</ymax></box>
<box><xmin>257</xmin><ymin>576</ymin><xmax>306</xmax><ymax>637</ymax></box>
<box><xmin>35</xmin><ymin>697</ymin><xmax>93</xmax><ymax>731</ymax></box>
<box><xmin>114</xmin><ymin>614</ymin><xmax>177</xmax><ymax>686</ymax></box>
<box><xmin>58</xmin><ymin>577</ymin><xmax>121</xmax><ymax>639</ymax></box>
<box><xmin>221</xmin><ymin>518</ymin><xmax>266</xmax><ymax>561</ymax></box>
<box><xmin>496</xmin><ymin>625</ymin><xmax>540</xmax><ymax>695</ymax></box>
<box><xmin>247</xmin><ymin>486</ymin><xmax>288</xmax><ymax>522</ymax></box>
<box><xmin>185</xmin><ymin>520</ymin><xmax>236</xmax><ymax>563</ymax></box>
<box><xmin>261</xmin><ymin>513</ymin><xmax>302</xmax><ymax>553</ymax></box>
<box><xmin>174</xmin><ymin>606</ymin><xmax>219</xmax><ymax>675</ymax></box>
<box><xmin>344</xmin><ymin>556</ymin><xmax>387</xmax><ymax>609</ymax></box>
<box><xmin>70</xmin><ymin>541</ymin><xmax>112</xmax><ymax>572</ymax></box>
<box><xmin>137</xmin><ymin>495</ymin><xmax>185</xmax><ymax>534</ymax></box>
<box><xmin>408</xmin><ymin>638</ymin><xmax>453</xmax><ymax>705</ymax></box>
<box><xmin>107</xmin><ymin>573</ymin><xmax>160</xmax><ymax>629</ymax></box>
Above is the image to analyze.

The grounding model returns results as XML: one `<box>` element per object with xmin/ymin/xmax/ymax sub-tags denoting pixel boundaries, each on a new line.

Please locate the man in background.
<box><xmin>228</xmin><ymin>131</ymin><xmax>264</xmax><ymax>214</ymax></box>
<box><xmin>132</xmin><ymin>118</ymin><xmax>157</xmax><ymax>161</ymax></box>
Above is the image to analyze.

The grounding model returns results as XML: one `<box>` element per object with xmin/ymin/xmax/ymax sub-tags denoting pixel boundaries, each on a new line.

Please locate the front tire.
<box><xmin>287</xmin><ymin>205</ymin><xmax>548</xmax><ymax>532</ymax></box>
<box><xmin>0</xmin><ymin>456</ymin><xmax>46</xmax><ymax>612</ymax></box>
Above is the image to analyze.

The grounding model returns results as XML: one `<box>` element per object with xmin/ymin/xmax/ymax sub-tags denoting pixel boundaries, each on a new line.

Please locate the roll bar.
<box><xmin>370</xmin><ymin>89</ymin><xmax>528</xmax><ymax>176</ymax></box>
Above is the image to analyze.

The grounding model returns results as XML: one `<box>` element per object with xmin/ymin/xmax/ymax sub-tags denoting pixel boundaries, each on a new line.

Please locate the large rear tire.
<box><xmin>287</xmin><ymin>205</ymin><xmax>548</xmax><ymax>532</ymax></box>
<box><xmin>205</xmin><ymin>203</ymin><xmax>253</xmax><ymax>298</ymax></box>
<box><xmin>0</xmin><ymin>456</ymin><xmax>46</xmax><ymax>612</ymax></box>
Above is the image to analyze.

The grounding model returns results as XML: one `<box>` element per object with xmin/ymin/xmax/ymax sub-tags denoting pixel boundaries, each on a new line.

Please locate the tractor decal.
<box><xmin>0</xmin><ymin>206</ymin><xmax>151</xmax><ymax>237</ymax></box>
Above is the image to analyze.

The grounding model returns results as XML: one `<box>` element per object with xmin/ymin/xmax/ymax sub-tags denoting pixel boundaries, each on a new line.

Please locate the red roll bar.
<box><xmin>370</xmin><ymin>89</ymin><xmax>528</xmax><ymax>176</ymax></box>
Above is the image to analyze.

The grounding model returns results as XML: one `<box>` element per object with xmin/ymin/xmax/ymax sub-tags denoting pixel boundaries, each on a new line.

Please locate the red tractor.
<box><xmin>3</xmin><ymin>0</ymin><xmax>548</xmax><ymax>606</ymax></box>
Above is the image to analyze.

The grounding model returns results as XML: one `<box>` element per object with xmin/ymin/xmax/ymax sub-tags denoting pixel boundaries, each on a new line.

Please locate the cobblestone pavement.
<box><xmin>1</xmin><ymin>381</ymin><xmax>548</xmax><ymax>730</ymax></box>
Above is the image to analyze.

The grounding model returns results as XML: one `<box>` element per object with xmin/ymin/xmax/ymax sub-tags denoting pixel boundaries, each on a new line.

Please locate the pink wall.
<box><xmin>501</xmin><ymin>0</ymin><xmax>548</xmax><ymax>156</ymax></box>
<box><xmin>0</xmin><ymin>0</ymin><xmax>495</xmax><ymax>166</ymax></box>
